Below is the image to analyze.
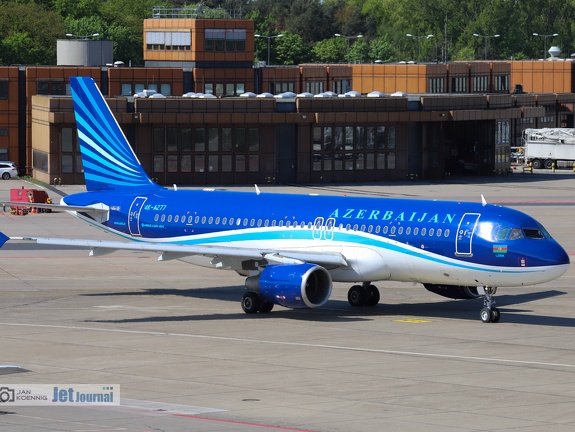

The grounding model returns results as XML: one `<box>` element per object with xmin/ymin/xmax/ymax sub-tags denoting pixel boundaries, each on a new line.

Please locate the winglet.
<box><xmin>481</xmin><ymin>195</ymin><xmax>487</xmax><ymax>206</ymax></box>
<box><xmin>0</xmin><ymin>232</ymin><xmax>10</xmax><ymax>248</ymax></box>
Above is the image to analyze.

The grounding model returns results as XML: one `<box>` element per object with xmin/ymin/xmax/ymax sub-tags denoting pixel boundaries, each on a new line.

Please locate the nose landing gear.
<box><xmin>480</xmin><ymin>286</ymin><xmax>500</xmax><ymax>323</ymax></box>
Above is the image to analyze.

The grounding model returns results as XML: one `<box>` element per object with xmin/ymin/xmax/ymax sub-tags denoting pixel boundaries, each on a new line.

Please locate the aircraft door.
<box><xmin>456</xmin><ymin>213</ymin><xmax>480</xmax><ymax>256</ymax></box>
<box><xmin>128</xmin><ymin>197</ymin><xmax>147</xmax><ymax>236</ymax></box>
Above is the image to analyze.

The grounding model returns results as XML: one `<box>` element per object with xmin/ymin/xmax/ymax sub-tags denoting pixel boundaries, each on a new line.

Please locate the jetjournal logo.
<box><xmin>0</xmin><ymin>384</ymin><xmax>120</xmax><ymax>406</ymax></box>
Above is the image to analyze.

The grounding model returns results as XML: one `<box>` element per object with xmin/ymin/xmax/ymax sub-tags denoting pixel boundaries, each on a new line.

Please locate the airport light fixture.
<box><xmin>473</xmin><ymin>33</ymin><xmax>500</xmax><ymax>60</ymax></box>
<box><xmin>406</xmin><ymin>34</ymin><xmax>434</xmax><ymax>63</ymax></box>
<box><xmin>533</xmin><ymin>33</ymin><xmax>559</xmax><ymax>59</ymax></box>
<box><xmin>334</xmin><ymin>33</ymin><xmax>363</xmax><ymax>63</ymax></box>
<box><xmin>66</xmin><ymin>33</ymin><xmax>100</xmax><ymax>40</ymax></box>
<box><xmin>254</xmin><ymin>34</ymin><xmax>284</xmax><ymax>66</ymax></box>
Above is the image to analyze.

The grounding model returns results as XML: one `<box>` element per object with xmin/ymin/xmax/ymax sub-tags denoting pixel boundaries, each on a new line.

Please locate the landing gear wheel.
<box><xmin>241</xmin><ymin>292</ymin><xmax>262</xmax><ymax>314</ymax></box>
<box><xmin>480</xmin><ymin>307</ymin><xmax>492</xmax><ymax>323</ymax></box>
<box><xmin>348</xmin><ymin>285</ymin><xmax>366</xmax><ymax>307</ymax></box>
<box><xmin>259</xmin><ymin>300</ymin><xmax>274</xmax><ymax>313</ymax></box>
<box><xmin>490</xmin><ymin>307</ymin><xmax>501</xmax><ymax>323</ymax></box>
<box><xmin>364</xmin><ymin>284</ymin><xmax>380</xmax><ymax>307</ymax></box>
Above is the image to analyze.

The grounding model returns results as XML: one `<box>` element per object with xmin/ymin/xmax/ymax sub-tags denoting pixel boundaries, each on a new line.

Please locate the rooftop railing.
<box><xmin>152</xmin><ymin>6</ymin><xmax>243</xmax><ymax>19</ymax></box>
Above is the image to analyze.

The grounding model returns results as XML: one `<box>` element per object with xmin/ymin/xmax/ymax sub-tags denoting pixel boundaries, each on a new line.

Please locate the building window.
<box><xmin>146</xmin><ymin>31</ymin><xmax>191</xmax><ymax>51</ymax></box>
<box><xmin>428</xmin><ymin>77</ymin><xmax>445</xmax><ymax>93</ymax></box>
<box><xmin>121</xmin><ymin>83</ymin><xmax>132</xmax><ymax>96</ymax></box>
<box><xmin>451</xmin><ymin>77</ymin><xmax>467</xmax><ymax>93</ymax></box>
<box><xmin>0</xmin><ymin>81</ymin><xmax>8</xmax><ymax>100</ymax></box>
<box><xmin>205</xmin><ymin>29</ymin><xmax>246</xmax><ymax>52</ymax></box>
<box><xmin>472</xmin><ymin>76</ymin><xmax>488</xmax><ymax>92</ymax></box>
<box><xmin>494</xmin><ymin>75</ymin><xmax>509</xmax><ymax>91</ymax></box>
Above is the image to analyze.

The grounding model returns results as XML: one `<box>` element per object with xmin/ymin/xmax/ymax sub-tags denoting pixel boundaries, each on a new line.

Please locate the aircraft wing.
<box><xmin>5</xmin><ymin>236</ymin><xmax>349</xmax><ymax>269</ymax></box>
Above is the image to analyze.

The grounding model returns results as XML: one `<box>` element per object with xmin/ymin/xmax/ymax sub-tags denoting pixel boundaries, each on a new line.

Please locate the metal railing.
<box><xmin>152</xmin><ymin>6</ymin><xmax>243</xmax><ymax>19</ymax></box>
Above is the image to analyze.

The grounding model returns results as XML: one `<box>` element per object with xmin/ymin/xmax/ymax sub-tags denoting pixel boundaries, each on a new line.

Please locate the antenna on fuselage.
<box><xmin>481</xmin><ymin>195</ymin><xmax>487</xmax><ymax>206</ymax></box>
<box><xmin>255</xmin><ymin>184</ymin><xmax>261</xmax><ymax>196</ymax></box>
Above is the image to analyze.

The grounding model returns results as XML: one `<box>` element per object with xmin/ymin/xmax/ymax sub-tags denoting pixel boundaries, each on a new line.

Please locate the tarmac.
<box><xmin>1</xmin><ymin>171</ymin><xmax>575</xmax><ymax>432</ymax></box>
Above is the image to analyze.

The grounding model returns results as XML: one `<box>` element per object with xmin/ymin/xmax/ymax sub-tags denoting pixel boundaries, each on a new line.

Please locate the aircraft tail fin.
<box><xmin>70</xmin><ymin>77</ymin><xmax>160</xmax><ymax>192</ymax></box>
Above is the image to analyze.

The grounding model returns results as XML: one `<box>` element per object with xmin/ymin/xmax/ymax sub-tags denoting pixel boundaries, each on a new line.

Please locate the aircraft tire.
<box><xmin>242</xmin><ymin>292</ymin><xmax>262</xmax><ymax>314</ymax></box>
<box><xmin>490</xmin><ymin>307</ymin><xmax>501</xmax><ymax>323</ymax></box>
<box><xmin>364</xmin><ymin>285</ymin><xmax>380</xmax><ymax>307</ymax></box>
<box><xmin>259</xmin><ymin>300</ymin><xmax>274</xmax><ymax>313</ymax></box>
<box><xmin>348</xmin><ymin>285</ymin><xmax>366</xmax><ymax>307</ymax></box>
<box><xmin>480</xmin><ymin>307</ymin><xmax>492</xmax><ymax>323</ymax></box>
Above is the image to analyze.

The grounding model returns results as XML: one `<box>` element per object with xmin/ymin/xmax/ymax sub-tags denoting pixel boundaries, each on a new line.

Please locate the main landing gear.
<box><xmin>347</xmin><ymin>282</ymin><xmax>380</xmax><ymax>307</ymax></box>
<box><xmin>480</xmin><ymin>286</ymin><xmax>500</xmax><ymax>323</ymax></box>
<box><xmin>241</xmin><ymin>291</ymin><xmax>274</xmax><ymax>314</ymax></box>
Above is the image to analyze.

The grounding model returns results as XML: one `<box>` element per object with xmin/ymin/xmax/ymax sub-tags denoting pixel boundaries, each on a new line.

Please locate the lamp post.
<box><xmin>533</xmin><ymin>33</ymin><xmax>558</xmax><ymax>59</ymax></box>
<box><xmin>66</xmin><ymin>33</ymin><xmax>100</xmax><ymax>40</ymax></box>
<box><xmin>254</xmin><ymin>34</ymin><xmax>283</xmax><ymax>66</ymax></box>
<box><xmin>334</xmin><ymin>33</ymin><xmax>363</xmax><ymax>63</ymax></box>
<box><xmin>406</xmin><ymin>34</ymin><xmax>433</xmax><ymax>63</ymax></box>
<box><xmin>473</xmin><ymin>33</ymin><xmax>500</xmax><ymax>60</ymax></box>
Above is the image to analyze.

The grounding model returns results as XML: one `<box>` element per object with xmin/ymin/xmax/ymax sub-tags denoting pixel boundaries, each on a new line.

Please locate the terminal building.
<box><xmin>1</xmin><ymin>5</ymin><xmax>575</xmax><ymax>186</ymax></box>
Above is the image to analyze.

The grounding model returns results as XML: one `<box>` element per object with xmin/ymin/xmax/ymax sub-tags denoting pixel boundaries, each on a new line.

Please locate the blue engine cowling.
<box><xmin>245</xmin><ymin>263</ymin><xmax>332</xmax><ymax>309</ymax></box>
<box><xmin>424</xmin><ymin>284</ymin><xmax>482</xmax><ymax>300</ymax></box>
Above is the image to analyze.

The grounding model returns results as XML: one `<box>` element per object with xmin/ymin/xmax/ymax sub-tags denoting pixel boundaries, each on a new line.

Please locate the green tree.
<box><xmin>275</xmin><ymin>33</ymin><xmax>308</xmax><ymax>65</ymax></box>
<box><xmin>312</xmin><ymin>38</ymin><xmax>347</xmax><ymax>63</ymax></box>
<box><xmin>0</xmin><ymin>1</ymin><xmax>65</xmax><ymax>64</ymax></box>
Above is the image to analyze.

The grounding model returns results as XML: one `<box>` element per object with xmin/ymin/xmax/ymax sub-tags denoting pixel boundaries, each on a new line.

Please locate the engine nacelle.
<box><xmin>245</xmin><ymin>263</ymin><xmax>332</xmax><ymax>309</ymax></box>
<box><xmin>424</xmin><ymin>284</ymin><xmax>483</xmax><ymax>300</ymax></box>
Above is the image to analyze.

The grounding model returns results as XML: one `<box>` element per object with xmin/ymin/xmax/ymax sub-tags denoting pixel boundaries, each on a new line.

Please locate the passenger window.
<box><xmin>346</xmin><ymin>224</ymin><xmax>351</xmax><ymax>230</ymax></box>
<box><xmin>154</xmin><ymin>214</ymin><xmax>159</xmax><ymax>222</ymax></box>
<box><xmin>257</xmin><ymin>219</ymin><xmax>262</xmax><ymax>227</ymax></box>
<box><xmin>209</xmin><ymin>217</ymin><xmax>213</xmax><ymax>224</ymax></box>
<box><xmin>361</xmin><ymin>225</ymin><xmax>366</xmax><ymax>232</ymax></box>
<box><xmin>383</xmin><ymin>226</ymin><xmax>389</xmax><ymax>234</ymax></box>
<box><xmin>398</xmin><ymin>227</ymin><xmax>403</xmax><ymax>235</ymax></box>
<box><xmin>421</xmin><ymin>228</ymin><xmax>426</xmax><ymax>236</ymax></box>
<box><xmin>307</xmin><ymin>222</ymin><xmax>312</xmax><ymax>229</ymax></box>
<box><xmin>444</xmin><ymin>229</ymin><xmax>450</xmax><ymax>237</ymax></box>
<box><xmin>195</xmin><ymin>216</ymin><xmax>200</xmax><ymax>223</ymax></box>
<box><xmin>368</xmin><ymin>225</ymin><xmax>373</xmax><ymax>233</ymax></box>
<box><xmin>167</xmin><ymin>215</ymin><xmax>173</xmax><ymax>222</ymax></box>
<box><xmin>215</xmin><ymin>217</ymin><xmax>220</xmax><ymax>224</ymax></box>
<box><xmin>301</xmin><ymin>222</ymin><xmax>306</xmax><ymax>228</ymax></box>
<box><xmin>414</xmin><ymin>227</ymin><xmax>419</xmax><ymax>235</ymax></box>
<box><xmin>250</xmin><ymin>218</ymin><xmax>255</xmax><ymax>226</ymax></box>
<box><xmin>375</xmin><ymin>226</ymin><xmax>381</xmax><ymax>234</ymax></box>
<box><xmin>222</xmin><ymin>217</ymin><xmax>227</xmax><ymax>224</ymax></box>
<box><xmin>188</xmin><ymin>216</ymin><xmax>193</xmax><ymax>223</ymax></box>
<box><xmin>437</xmin><ymin>228</ymin><xmax>442</xmax><ymax>237</ymax></box>
<box><xmin>272</xmin><ymin>220</ymin><xmax>276</xmax><ymax>227</ymax></box>
<box><xmin>279</xmin><ymin>221</ymin><xmax>284</xmax><ymax>227</ymax></box>
<box><xmin>201</xmin><ymin>216</ymin><xmax>206</xmax><ymax>224</ymax></box>
<box><xmin>174</xmin><ymin>215</ymin><xmax>179</xmax><ymax>223</ymax></box>
<box><xmin>406</xmin><ymin>227</ymin><xmax>411</xmax><ymax>235</ymax></box>
<box><xmin>161</xmin><ymin>214</ymin><xmax>166</xmax><ymax>222</ymax></box>
<box><xmin>429</xmin><ymin>228</ymin><xmax>434</xmax><ymax>236</ymax></box>
<box><xmin>390</xmin><ymin>226</ymin><xmax>396</xmax><ymax>235</ymax></box>
<box><xmin>264</xmin><ymin>219</ymin><xmax>269</xmax><ymax>227</ymax></box>
<box><xmin>353</xmin><ymin>224</ymin><xmax>358</xmax><ymax>231</ymax></box>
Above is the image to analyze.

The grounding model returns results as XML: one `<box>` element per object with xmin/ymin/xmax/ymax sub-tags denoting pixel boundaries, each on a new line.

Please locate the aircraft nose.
<box><xmin>549</xmin><ymin>240</ymin><xmax>570</xmax><ymax>266</ymax></box>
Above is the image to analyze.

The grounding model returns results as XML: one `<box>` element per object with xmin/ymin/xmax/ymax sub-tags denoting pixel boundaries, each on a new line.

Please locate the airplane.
<box><xmin>0</xmin><ymin>76</ymin><xmax>570</xmax><ymax>323</ymax></box>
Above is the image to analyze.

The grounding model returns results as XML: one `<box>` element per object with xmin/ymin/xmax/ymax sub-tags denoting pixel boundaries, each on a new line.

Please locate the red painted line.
<box><xmin>173</xmin><ymin>414</ymin><xmax>317</xmax><ymax>432</ymax></box>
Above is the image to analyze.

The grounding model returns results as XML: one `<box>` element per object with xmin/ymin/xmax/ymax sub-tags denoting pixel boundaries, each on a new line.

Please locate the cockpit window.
<box><xmin>523</xmin><ymin>228</ymin><xmax>545</xmax><ymax>239</ymax></box>
<box><xmin>509</xmin><ymin>228</ymin><xmax>524</xmax><ymax>240</ymax></box>
<box><xmin>495</xmin><ymin>227</ymin><xmax>511</xmax><ymax>241</ymax></box>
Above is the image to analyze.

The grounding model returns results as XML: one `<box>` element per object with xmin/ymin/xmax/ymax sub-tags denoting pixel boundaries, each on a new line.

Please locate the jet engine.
<box><xmin>424</xmin><ymin>284</ymin><xmax>483</xmax><ymax>300</ymax></box>
<box><xmin>245</xmin><ymin>263</ymin><xmax>332</xmax><ymax>309</ymax></box>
